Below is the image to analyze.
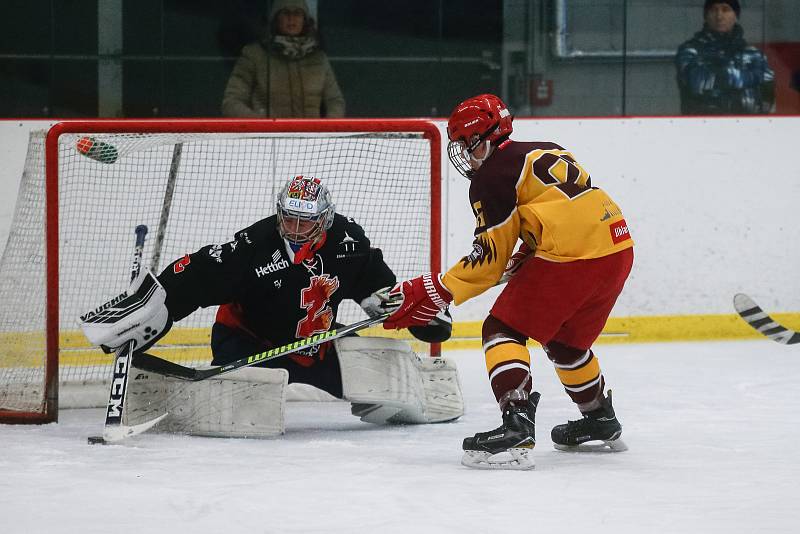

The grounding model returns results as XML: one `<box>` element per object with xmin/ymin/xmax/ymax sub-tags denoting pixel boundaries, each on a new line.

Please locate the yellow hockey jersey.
<box><xmin>442</xmin><ymin>141</ymin><xmax>634</xmax><ymax>305</ymax></box>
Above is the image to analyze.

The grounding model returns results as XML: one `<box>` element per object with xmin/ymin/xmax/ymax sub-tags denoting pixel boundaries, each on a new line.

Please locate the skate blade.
<box><xmin>553</xmin><ymin>437</ymin><xmax>628</xmax><ymax>453</ymax></box>
<box><xmin>461</xmin><ymin>447</ymin><xmax>535</xmax><ymax>470</ymax></box>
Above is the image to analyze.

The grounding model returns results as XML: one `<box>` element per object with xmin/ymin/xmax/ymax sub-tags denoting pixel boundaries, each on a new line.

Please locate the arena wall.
<box><xmin>1</xmin><ymin>117</ymin><xmax>797</xmax><ymax>343</ymax></box>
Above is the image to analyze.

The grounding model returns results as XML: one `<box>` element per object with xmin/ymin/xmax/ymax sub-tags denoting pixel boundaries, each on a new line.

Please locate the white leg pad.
<box><xmin>336</xmin><ymin>336</ymin><xmax>464</xmax><ymax>425</ymax></box>
<box><xmin>124</xmin><ymin>365</ymin><xmax>288</xmax><ymax>438</ymax></box>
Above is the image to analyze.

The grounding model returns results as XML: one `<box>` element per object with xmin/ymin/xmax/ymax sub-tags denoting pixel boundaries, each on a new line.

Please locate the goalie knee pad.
<box><xmin>336</xmin><ymin>336</ymin><xmax>464</xmax><ymax>425</ymax></box>
<box><xmin>125</xmin><ymin>365</ymin><xmax>288</xmax><ymax>438</ymax></box>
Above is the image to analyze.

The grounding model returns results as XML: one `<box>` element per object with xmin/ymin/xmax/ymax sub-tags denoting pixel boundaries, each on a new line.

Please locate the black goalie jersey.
<box><xmin>157</xmin><ymin>213</ymin><xmax>395</xmax><ymax>356</ymax></box>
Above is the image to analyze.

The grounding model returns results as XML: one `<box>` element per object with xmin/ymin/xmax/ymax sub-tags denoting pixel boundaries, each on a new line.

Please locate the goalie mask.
<box><xmin>447</xmin><ymin>94</ymin><xmax>513</xmax><ymax>179</ymax></box>
<box><xmin>277</xmin><ymin>175</ymin><xmax>335</xmax><ymax>247</ymax></box>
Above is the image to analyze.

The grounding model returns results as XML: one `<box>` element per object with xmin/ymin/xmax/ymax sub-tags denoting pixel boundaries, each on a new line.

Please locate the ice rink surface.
<box><xmin>2</xmin><ymin>339</ymin><xmax>799</xmax><ymax>534</ymax></box>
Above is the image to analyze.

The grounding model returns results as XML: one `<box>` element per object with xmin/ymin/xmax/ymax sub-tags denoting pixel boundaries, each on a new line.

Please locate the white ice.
<box><xmin>2</xmin><ymin>340</ymin><xmax>799</xmax><ymax>534</ymax></box>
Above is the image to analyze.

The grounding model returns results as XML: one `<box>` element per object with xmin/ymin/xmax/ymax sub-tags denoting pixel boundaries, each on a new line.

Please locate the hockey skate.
<box><xmin>551</xmin><ymin>390</ymin><xmax>627</xmax><ymax>452</ymax></box>
<box><xmin>461</xmin><ymin>391</ymin><xmax>540</xmax><ymax>470</ymax></box>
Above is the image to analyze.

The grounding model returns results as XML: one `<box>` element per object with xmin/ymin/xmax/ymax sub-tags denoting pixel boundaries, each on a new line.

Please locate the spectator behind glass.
<box><xmin>222</xmin><ymin>0</ymin><xmax>345</xmax><ymax>118</ymax></box>
<box><xmin>676</xmin><ymin>0</ymin><xmax>774</xmax><ymax>115</ymax></box>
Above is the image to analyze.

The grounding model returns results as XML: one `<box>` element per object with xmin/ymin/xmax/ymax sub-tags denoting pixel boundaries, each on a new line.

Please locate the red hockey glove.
<box><xmin>383</xmin><ymin>273</ymin><xmax>453</xmax><ymax>330</ymax></box>
<box><xmin>498</xmin><ymin>242</ymin><xmax>533</xmax><ymax>284</ymax></box>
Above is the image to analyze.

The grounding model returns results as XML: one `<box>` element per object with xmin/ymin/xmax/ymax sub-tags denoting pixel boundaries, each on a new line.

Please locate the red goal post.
<box><xmin>0</xmin><ymin>119</ymin><xmax>442</xmax><ymax>424</ymax></box>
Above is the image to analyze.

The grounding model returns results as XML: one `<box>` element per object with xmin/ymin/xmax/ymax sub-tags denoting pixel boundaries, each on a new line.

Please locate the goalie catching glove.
<box><xmin>79</xmin><ymin>270</ymin><xmax>172</xmax><ymax>353</ymax></box>
<box><xmin>383</xmin><ymin>273</ymin><xmax>453</xmax><ymax>331</ymax></box>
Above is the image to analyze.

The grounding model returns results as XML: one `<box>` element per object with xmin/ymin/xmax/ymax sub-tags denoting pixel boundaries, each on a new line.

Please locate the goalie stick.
<box><xmin>88</xmin><ymin>225</ymin><xmax>168</xmax><ymax>444</ymax></box>
<box><xmin>733</xmin><ymin>293</ymin><xmax>800</xmax><ymax>345</ymax></box>
<box><xmin>132</xmin><ymin>312</ymin><xmax>391</xmax><ymax>381</ymax></box>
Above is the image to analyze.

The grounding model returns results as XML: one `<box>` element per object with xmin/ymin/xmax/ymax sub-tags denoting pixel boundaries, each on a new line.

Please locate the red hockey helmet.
<box><xmin>447</xmin><ymin>94</ymin><xmax>513</xmax><ymax>178</ymax></box>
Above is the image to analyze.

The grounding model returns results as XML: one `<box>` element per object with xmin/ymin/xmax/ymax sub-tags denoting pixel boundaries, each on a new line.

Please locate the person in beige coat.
<box><xmin>222</xmin><ymin>0</ymin><xmax>345</xmax><ymax>118</ymax></box>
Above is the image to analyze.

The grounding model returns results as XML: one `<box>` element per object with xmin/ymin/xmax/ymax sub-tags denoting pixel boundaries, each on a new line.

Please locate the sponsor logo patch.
<box><xmin>286</xmin><ymin>198</ymin><xmax>317</xmax><ymax>214</ymax></box>
<box><xmin>609</xmin><ymin>219</ymin><xmax>631</xmax><ymax>244</ymax></box>
<box><xmin>255</xmin><ymin>249</ymin><xmax>289</xmax><ymax>277</ymax></box>
<box><xmin>338</xmin><ymin>231</ymin><xmax>357</xmax><ymax>254</ymax></box>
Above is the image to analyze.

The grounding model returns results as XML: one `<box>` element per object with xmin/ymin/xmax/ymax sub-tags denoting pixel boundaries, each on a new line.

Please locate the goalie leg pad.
<box><xmin>336</xmin><ymin>336</ymin><xmax>464</xmax><ymax>425</ymax></box>
<box><xmin>125</xmin><ymin>365</ymin><xmax>288</xmax><ymax>438</ymax></box>
<box><xmin>415</xmin><ymin>356</ymin><xmax>465</xmax><ymax>423</ymax></box>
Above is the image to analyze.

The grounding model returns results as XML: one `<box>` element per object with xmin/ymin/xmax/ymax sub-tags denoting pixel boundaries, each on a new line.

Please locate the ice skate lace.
<box><xmin>560</xmin><ymin>415</ymin><xmax>596</xmax><ymax>436</ymax></box>
<box><xmin>566</xmin><ymin>415</ymin><xmax>589</xmax><ymax>426</ymax></box>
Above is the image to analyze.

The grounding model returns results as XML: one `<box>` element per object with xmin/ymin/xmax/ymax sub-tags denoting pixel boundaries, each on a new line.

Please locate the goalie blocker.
<box><xmin>124</xmin><ymin>336</ymin><xmax>464</xmax><ymax>437</ymax></box>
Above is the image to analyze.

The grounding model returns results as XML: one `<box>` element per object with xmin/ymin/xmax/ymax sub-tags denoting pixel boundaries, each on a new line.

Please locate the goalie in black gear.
<box><xmin>81</xmin><ymin>176</ymin><xmax>462</xmax><ymax>436</ymax></box>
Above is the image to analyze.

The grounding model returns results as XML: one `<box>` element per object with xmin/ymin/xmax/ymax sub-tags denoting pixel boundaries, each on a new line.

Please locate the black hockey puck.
<box><xmin>87</xmin><ymin>435</ymin><xmax>106</xmax><ymax>445</ymax></box>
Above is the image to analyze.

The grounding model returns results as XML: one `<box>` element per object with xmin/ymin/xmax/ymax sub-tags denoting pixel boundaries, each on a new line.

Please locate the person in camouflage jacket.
<box><xmin>222</xmin><ymin>0</ymin><xmax>345</xmax><ymax>118</ymax></box>
<box><xmin>676</xmin><ymin>0</ymin><xmax>774</xmax><ymax>115</ymax></box>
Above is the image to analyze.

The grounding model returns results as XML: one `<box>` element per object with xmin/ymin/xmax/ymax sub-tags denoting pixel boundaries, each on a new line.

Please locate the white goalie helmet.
<box><xmin>276</xmin><ymin>175</ymin><xmax>336</xmax><ymax>245</ymax></box>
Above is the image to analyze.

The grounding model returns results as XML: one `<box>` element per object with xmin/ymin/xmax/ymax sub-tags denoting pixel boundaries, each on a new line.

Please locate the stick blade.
<box><xmin>733</xmin><ymin>293</ymin><xmax>800</xmax><ymax>345</ymax></box>
<box><xmin>101</xmin><ymin>413</ymin><xmax>168</xmax><ymax>443</ymax></box>
<box><xmin>733</xmin><ymin>293</ymin><xmax>761</xmax><ymax>316</ymax></box>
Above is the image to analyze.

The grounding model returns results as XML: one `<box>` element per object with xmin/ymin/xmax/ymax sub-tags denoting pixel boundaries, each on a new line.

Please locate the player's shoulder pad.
<box><xmin>473</xmin><ymin>141</ymin><xmax>531</xmax><ymax>186</ymax></box>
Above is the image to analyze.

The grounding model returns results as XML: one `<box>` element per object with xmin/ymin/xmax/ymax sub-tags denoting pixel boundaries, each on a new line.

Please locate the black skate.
<box><xmin>551</xmin><ymin>390</ymin><xmax>627</xmax><ymax>452</ymax></box>
<box><xmin>461</xmin><ymin>392</ymin><xmax>541</xmax><ymax>470</ymax></box>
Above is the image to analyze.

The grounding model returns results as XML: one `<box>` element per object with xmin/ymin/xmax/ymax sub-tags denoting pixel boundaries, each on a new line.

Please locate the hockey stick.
<box><xmin>131</xmin><ymin>312</ymin><xmax>391</xmax><ymax>381</ymax></box>
<box><xmin>150</xmin><ymin>142</ymin><xmax>182</xmax><ymax>273</ymax></box>
<box><xmin>733</xmin><ymin>293</ymin><xmax>800</xmax><ymax>345</ymax></box>
<box><xmin>89</xmin><ymin>225</ymin><xmax>168</xmax><ymax>444</ymax></box>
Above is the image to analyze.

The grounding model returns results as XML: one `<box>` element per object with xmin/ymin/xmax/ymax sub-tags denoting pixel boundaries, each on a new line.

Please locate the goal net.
<box><xmin>0</xmin><ymin>120</ymin><xmax>441</xmax><ymax>423</ymax></box>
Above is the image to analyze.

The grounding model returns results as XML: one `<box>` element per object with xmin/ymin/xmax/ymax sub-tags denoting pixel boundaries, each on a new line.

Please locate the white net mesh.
<box><xmin>0</xmin><ymin>131</ymin><xmax>48</xmax><ymax>416</ymax></box>
<box><xmin>0</xmin><ymin>125</ymin><xmax>437</xmax><ymax>418</ymax></box>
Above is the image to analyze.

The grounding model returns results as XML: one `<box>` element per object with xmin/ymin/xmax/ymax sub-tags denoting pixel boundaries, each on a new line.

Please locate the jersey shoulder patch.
<box><xmin>328</xmin><ymin>214</ymin><xmax>371</xmax><ymax>257</ymax></box>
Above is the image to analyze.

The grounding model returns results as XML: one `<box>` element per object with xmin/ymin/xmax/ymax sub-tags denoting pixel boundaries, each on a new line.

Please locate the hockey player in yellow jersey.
<box><xmin>384</xmin><ymin>94</ymin><xmax>634</xmax><ymax>469</ymax></box>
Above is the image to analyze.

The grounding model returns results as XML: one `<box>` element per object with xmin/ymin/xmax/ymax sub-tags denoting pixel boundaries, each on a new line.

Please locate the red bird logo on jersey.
<box><xmin>296</xmin><ymin>274</ymin><xmax>340</xmax><ymax>339</ymax></box>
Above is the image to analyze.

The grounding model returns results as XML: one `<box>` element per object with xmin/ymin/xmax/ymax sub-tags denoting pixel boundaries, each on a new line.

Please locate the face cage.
<box><xmin>447</xmin><ymin>120</ymin><xmax>501</xmax><ymax>179</ymax></box>
<box><xmin>447</xmin><ymin>140</ymin><xmax>476</xmax><ymax>179</ymax></box>
<box><xmin>277</xmin><ymin>209</ymin><xmax>329</xmax><ymax>245</ymax></box>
